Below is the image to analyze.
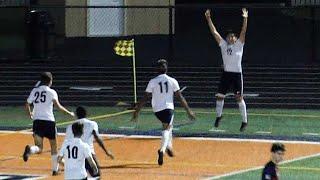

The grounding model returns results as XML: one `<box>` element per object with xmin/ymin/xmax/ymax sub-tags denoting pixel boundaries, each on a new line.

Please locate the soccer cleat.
<box><xmin>166</xmin><ymin>148</ymin><xmax>174</xmax><ymax>157</ymax></box>
<box><xmin>158</xmin><ymin>150</ymin><xmax>164</xmax><ymax>165</ymax></box>
<box><xmin>23</xmin><ymin>145</ymin><xmax>31</xmax><ymax>162</ymax></box>
<box><xmin>214</xmin><ymin>116</ymin><xmax>223</xmax><ymax>128</ymax></box>
<box><xmin>52</xmin><ymin>171</ymin><xmax>59</xmax><ymax>176</ymax></box>
<box><xmin>240</xmin><ymin>122</ymin><xmax>248</xmax><ymax>132</ymax></box>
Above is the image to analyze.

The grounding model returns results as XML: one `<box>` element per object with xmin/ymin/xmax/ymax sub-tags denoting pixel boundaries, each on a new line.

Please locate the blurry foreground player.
<box><xmin>65</xmin><ymin>106</ymin><xmax>114</xmax><ymax>178</ymax></box>
<box><xmin>205</xmin><ymin>8</ymin><xmax>248</xmax><ymax>131</ymax></box>
<box><xmin>132</xmin><ymin>59</ymin><xmax>196</xmax><ymax>165</ymax></box>
<box><xmin>23</xmin><ymin>72</ymin><xmax>74</xmax><ymax>175</ymax></box>
<box><xmin>262</xmin><ymin>143</ymin><xmax>286</xmax><ymax>180</ymax></box>
<box><xmin>58</xmin><ymin>122</ymin><xmax>98</xmax><ymax>179</ymax></box>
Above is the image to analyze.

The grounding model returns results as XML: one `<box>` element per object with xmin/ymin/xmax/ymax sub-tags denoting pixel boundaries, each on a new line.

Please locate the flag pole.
<box><xmin>132</xmin><ymin>39</ymin><xmax>137</xmax><ymax>103</ymax></box>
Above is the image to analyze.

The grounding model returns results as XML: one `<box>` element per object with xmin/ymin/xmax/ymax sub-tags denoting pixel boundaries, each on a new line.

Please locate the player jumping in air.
<box><xmin>205</xmin><ymin>8</ymin><xmax>248</xmax><ymax>131</ymax></box>
<box><xmin>132</xmin><ymin>59</ymin><xmax>195</xmax><ymax>165</ymax></box>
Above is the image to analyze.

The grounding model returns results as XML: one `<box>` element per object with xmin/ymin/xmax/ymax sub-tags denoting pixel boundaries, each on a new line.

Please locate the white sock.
<box><xmin>30</xmin><ymin>145</ymin><xmax>40</xmax><ymax>154</ymax></box>
<box><xmin>238</xmin><ymin>100</ymin><xmax>248</xmax><ymax>123</ymax></box>
<box><xmin>167</xmin><ymin>126</ymin><xmax>173</xmax><ymax>150</ymax></box>
<box><xmin>160</xmin><ymin>130</ymin><xmax>170</xmax><ymax>152</ymax></box>
<box><xmin>51</xmin><ymin>154</ymin><xmax>59</xmax><ymax>172</ymax></box>
<box><xmin>216</xmin><ymin>100</ymin><xmax>224</xmax><ymax>117</ymax></box>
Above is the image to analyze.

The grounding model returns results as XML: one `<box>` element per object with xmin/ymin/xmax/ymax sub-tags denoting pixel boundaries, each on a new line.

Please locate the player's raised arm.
<box><xmin>175</xmin><ymin>91</ymin><xmax>196</xmax><ymax>121</ymax></box>
<box><xmin>239</xmin><ymin>8</ymin><xmax>248</xmax><ymax>44</ymax></box>
<box><xmin>131</xmin><ymin>92</ymin><xmax>152</xmax><ymax>121</ymax></box>
<box><xmin>205</xmin><ymin>9</ymin><xmax>223</xmax><ymax>45</ymax></box>
<box><xmin>53</xmin><ymin>99</ymin><xmax>75</xmax><ymax>117</ymax></box>
<box><xmin>93</xmin><ymin>131</ymin><xmax>114</xmax><ymax>159</ymax></box>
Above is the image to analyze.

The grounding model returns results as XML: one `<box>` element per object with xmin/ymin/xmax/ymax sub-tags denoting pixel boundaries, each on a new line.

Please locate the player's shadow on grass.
<box><xmin>101</xmin><ymin>163</ymin><xmax>160</xmax><ymax>169</ymax></box>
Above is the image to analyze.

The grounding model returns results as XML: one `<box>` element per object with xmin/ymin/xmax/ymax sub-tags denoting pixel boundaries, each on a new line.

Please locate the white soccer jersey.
<box><xmin>146</xmin><ymin>74</ymin><xmax>180</xmax><ymax>112</ymax></box>
<box><xmin>27</xmin><ymin>85</ymin><xmax>58</xmax><ymax>121</ymax></box>
<box><xmin>219</xmin><ymin>39</ymin><xmax>244</xmax><ymax>73</ymax></box>
<box><xmin>65</xmin><ymin>118</ymin><xmax>99</xmax><ymax>154</ymax></box>
<box><xmin>59</xmin><ymin>138</ymin><xmax>92</xmax><ymax>180</ymax></box>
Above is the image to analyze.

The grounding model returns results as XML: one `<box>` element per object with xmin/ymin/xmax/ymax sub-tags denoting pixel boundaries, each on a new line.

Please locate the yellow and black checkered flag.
<box><xmin>114</xmin><ymin>39</ymin><xmax>134</xmax><ymax>57</ymax></box>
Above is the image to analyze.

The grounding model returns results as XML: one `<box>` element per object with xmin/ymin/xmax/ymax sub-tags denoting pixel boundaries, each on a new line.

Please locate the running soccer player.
<box><xmin>262</xmin><ymin>143</ymin><xmax>286</xmax><ymax>180</ymax></box>
<box><xmin>205</xmin><ymin>8</ymin><xmax>248</xmax><ymax>131</ymax></box>
<box><xmin>58</xmin><ymin>122</ymin><xmax>99</xmax><ymax>179</ymax></box>
<box><xmin>23</xmin><ymin>72</ymin><xmax>75</xmax><ymax>175</ymax></box>
<box><xmin>64</xmin><ymin>106</ymin><xmax>114</xmax><ymax>178</ymax></box>
<box><xmin>132</xmin><ymin>59</ymin><xmax>196</xmax><ymax>165</ymax></box>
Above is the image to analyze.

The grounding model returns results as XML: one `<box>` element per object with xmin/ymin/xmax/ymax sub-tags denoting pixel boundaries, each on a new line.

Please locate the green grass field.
<box><xmin>223</xmin><ymin>156</ymin><xmax>320</xmax><ymax>180</ymax></box>
<box><xmin>1</xmin><ymin>106</ymin><xmax>320</xmax><ymax>179</ymax></box>
<box><xmin>1</xmin><ymin>106</ymin><xmax>320</xmax><ymax>138</ymax></box>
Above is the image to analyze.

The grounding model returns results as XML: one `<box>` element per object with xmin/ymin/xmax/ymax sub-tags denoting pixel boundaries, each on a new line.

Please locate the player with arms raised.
<box><xmin>205</xmin><ymin>8</ymin><xmax>248</xmax><ymax>131</ymax></box>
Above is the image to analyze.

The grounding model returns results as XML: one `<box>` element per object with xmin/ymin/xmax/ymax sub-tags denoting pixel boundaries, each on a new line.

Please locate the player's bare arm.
<box><xmin>205</xmin><ymin>9</ymin><xmax>223</xmax><ymax>45</ymax></box>
<box><xmin>53</xmin><ymin>99</ymin><xmax>75</xmax><ymax>117</ymax></box>
<box><xmin>25</xmin><ymin>102</ymin><xmax>33</xmax><ymax>119</ymax></box>
<box><xmin>132</xmin><ymin>92</ymin><xmax>152</xmax><ymax>121</ymax></box>
<box><xmin>175</xmin><ymin>91</ymin><xmax>196</xmax><ymax>121</ymax></box>
<box><xmin>239</xmin><ymin>8</ymin><xmax>248</xmax><ymax>43</ymax></box>
<box><xmin>86</xmin><ymin>155</ymin><xmax>99</xmax><ymax>176</ymax></box>
<box><xmin>93</xmin><ymin>130</ymin><xmax>114</xmax><ymax>159</ymax></box>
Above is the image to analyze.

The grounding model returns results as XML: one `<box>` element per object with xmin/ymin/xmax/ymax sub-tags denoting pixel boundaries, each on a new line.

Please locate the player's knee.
<box><xmin>162</xmin><ymin>123</ymin><xmax>171</xmax><ymax>130</ymax></box>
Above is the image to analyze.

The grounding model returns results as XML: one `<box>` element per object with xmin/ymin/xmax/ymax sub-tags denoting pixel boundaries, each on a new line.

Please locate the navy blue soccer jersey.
<box><xmin>262</xmin><ymin>161</ymin><xmax>279</xmax><ymax>180</ymax></box>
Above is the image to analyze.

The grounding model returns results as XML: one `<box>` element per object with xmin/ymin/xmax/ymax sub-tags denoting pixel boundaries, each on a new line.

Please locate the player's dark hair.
<box><xmin>72</xmin><ymin>122</ymin><xmax>84</xmax><ymax>137</ymax></box>
<box><xmin>271</xmin><ymin>143</ymin><xmax>286</xmax><ymax>153</ymax></box>
<box><xmin>76</xmin><ymin>106</ymin><xmax>87</xmax><ymax>119</ymax></box>
<box><xmin>156</xmin><ymin>59</ymin><xmax>168</xmax><ymax>74</ymax></box>
<box><xmin>225</xmin><ymin>29</ymin><xmax>237</xmax><ymax>38</ymax></box>
<box><xmin>40</xmin><ymin>72</ymin><xmax>52</xmax><ymax>85</ymax></box>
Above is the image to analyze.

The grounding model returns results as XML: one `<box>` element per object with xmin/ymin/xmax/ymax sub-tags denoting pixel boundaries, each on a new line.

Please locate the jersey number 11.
<box><xmin>158</xmin><ymin>81</ymin><xmax>168</xmax><ymax>93</ymax></box>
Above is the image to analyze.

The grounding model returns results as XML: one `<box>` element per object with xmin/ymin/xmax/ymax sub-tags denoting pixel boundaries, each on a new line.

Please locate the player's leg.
<box><xmin>155</xmin><ymin>109</ymin><xmax>172</xmax><ymax>165</ymax></box>
<box><xmin>234</xmin><ymin>73</ymin><xmax>248</xmax><ymax>131</ymax></box>
<box><xmin>85</xmin><ymin>154</ymin><xmax>101</xmax><ymax>177</ymax></box>
<box><xmin>166</xmin><ymin>112</ymin><xmax>174</xmax><ymax>157</ymax></box>
<box><xmin>215</xmin><ymin>72</ymin><xmax>229</xmax><ymax>127</ymax></box>
<box><xmin>47</xmin><ymin>122</ymin><xmax>59</xmax><ymax>175</ymax></box>
<box><xmin>23</xmin><ymin>120</ymin><xmax>44</xmax><ymax>162</ymax></box>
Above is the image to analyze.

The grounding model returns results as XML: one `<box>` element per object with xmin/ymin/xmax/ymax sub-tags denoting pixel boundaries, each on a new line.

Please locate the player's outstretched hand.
<box><xmin>188</xmin><ymin>110</ymin><xmax>196</xmax><ymax>121</ymax></box>
<box><xmin>106</xmin><ymin>150</ymin><xmax>115</xmax><ymax>160</ymax></box>
<box><xmin>205</xmin><ymin>9</ymin><xmax>211</xmax><ymax>19</ymax></box>
<box><xmin>131</xmin><ymin>110</ymin><xmax>139</xmax><ymax>122</ymax></box>
<box><xmin>70</xmin><ymin>112</ymin><xmax>75</xmax><ymax>117</ymax></box>
<box><xmin>242</xmin><ymin>8</ymin><xmax>248</xmax><ymax>18</ymax></box>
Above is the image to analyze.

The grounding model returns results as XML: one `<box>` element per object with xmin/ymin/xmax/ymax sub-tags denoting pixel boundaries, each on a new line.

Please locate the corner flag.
<box><xmin>114</xmin><ymin>39</ymin><xmax>134</xmax><ymax>57</ymax></box>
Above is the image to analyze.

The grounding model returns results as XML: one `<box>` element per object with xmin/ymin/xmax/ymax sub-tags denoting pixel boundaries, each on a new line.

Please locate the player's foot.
<box><xmin>158</xmin><ymin>150</ymin><xmax>164</xmax><ymax>165</ymax></box>
<box><xmin>166</xmin><ymin>148</ymin><xmax>174</xmax><ymax>157</ymax></box>
<box><xmin>23</xmin><ymin>145</ymin><xmax>31</xmax><ymax>162</ymax></box>
<box><xmin>214</xmin><ymin>116</ymin><xmax>223</xmax><ymax>128</ymax></box>
<box><xmin>240</xmin><ymin>122</ymin><xmax>248</xmax><ymax>132</ymax></box>
<box><xmin>52</xmin><ymin>171</ymin><xmax>59</xmax><ymax>176</ymax></box>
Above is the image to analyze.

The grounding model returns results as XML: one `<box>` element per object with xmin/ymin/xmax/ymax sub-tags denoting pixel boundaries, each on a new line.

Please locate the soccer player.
<box><xmin>23</xmin><ymin>72</ymin><xmax>75</xmax><ymax>175</ymax></box>
<box><xmin>58</xmin><ymin>122</ymin><xmax>99</xmax><ymax>180</ymax></box>
<box><xmin>262</xmin><ymin>143</ymin><xmax>286</xmax><ymax>180</ymax></box>
<box><xmin>205</xmin><ymin>8</ymin><xmax>249</xmax><ymax>131</ymax></box>
<box><xmin>132</xmin><ymin>59</ymin><xmax>196</xmax><ymax>165</ymax></box>
<box><xmin>64</xmin><ymin>106</ymin><xmax>114</xmax><ymax>178</ymax></box>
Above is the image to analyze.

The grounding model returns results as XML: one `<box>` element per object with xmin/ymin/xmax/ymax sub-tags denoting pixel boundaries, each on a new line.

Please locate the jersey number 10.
<box><xmin>66</xmin><ymin>145</ymin><xmax>78</xmax><ymax>159</ymax></box>
<box><xmin>158</xmin><ymin>81</ymin><xmax>168</xmax><ymax>93</ymax></box>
